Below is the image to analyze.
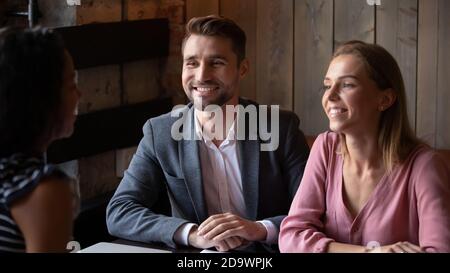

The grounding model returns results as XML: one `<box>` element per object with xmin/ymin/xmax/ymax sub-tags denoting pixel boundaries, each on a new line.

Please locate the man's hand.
<box><xmin>188</xmin><ymin>225</ymin><xmax>245</xmax><ymax>252</ymax></box>
<box><xmin>368</xmin><ymin>241</ymin><xmax>425</xmax><ymax>253</ymax></box>
<box><xmin>197</xmin><ymin>212</ymin><xmax>267</xmax><ymax>244</ymax></box>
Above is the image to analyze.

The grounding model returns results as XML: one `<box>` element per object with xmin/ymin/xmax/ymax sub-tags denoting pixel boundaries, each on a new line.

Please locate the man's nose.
<box><xmin>195</xmin><ymin>63</ymin><xmax>212</xmax><ymax>82</ymax></box>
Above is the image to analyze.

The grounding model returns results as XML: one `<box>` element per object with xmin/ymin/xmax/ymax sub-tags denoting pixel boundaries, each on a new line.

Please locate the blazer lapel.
<box><xmin>179</xmin><ymin>106</ymin><xmax>208</xmax><ymax>223</ymax></box>
<box><xmin>237</xmin><ymin>102</ymin><xmax>260</xmax><ymax>220</ymax></box>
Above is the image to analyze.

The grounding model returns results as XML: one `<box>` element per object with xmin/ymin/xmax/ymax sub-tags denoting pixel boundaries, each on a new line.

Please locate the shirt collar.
<box><xmin>194</xmin><ymin>108</ymin><xmax>239</xmax><ymax>148</ymax></box>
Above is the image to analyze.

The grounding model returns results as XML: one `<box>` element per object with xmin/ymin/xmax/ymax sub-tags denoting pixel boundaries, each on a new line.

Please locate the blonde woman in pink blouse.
<box><xmin>279</xmin><ymin>41</ymin><xmax>450</xmax><ymax>253</ymax></box>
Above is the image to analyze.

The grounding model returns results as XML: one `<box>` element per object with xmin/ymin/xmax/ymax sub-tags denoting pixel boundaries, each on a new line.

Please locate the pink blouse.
<box><xmin>279</xmin><ymin>132</ymin><xmax>450</xmax><ymax>253</ymax></box>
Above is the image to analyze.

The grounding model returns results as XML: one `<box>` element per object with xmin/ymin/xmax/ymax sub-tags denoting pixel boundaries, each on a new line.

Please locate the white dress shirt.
<box><xmin>173</xmin><ymin>109</ymin><xmax>278</xmax><ymax>246</ymax></box>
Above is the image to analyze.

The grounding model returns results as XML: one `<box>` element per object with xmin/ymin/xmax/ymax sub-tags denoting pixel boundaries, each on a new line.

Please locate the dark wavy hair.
<box><xmin>0</xmin><ymin>27</ymin><xmax>66</xmax><ymax>157</ymax></box>
<box><xmin>182</xmin><ymin>15</ymin><xmax>247</xmax><ymax>65</ymax></box>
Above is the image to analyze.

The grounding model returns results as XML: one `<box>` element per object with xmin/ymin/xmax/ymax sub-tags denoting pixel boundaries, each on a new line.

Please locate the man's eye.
<box><xmin>185</xmin><ymin>62</ymin><xmax>197</xmax><ymax>67</ymax></box>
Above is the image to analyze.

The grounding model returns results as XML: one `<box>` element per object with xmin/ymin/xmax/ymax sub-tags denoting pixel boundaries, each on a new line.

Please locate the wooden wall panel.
<box><xmin>116</xmin><ymin>147</ymin><xmax>137</xmax><ymax>178</ymax></box>
<box><xmin>376</xmin><ymin>0</ymin><xmax>418</xmax><ymax>129</ymax></box>
<box><xmin>75</xmin><ymin>1</ymin><xmax>123</xmax><ymax>114</ymax></box>
<box><xmin>124</xmin><ymin>0</ymin><xmax>160</xmax><ymax>20</ymax></box>
<box><xmin>39</xmin><ymin>0</ymin><xmax>77</xmax><ymax>27</ymax></box>
<box><xmin>334</xmin><ymin>0</ymin><xmax>375</xmax><ymax>48</ymax></box>
<box><xmin>294</xmin><ymin>0</ymin><xmax>333</xmax><ymax>135</ymax></box>
<box><xmin>123</xmin><ymin>0</ymin><xmax>162</xmax><ymax>105</ymax></box>
<box><xmin>76</xmin><ymin>0</ymin><xmax>122</xmax><ymax>25</ymax></box>
<box><xmin>181</xmin><ymin>0</ymin><xmax>450</xmax><ymax>149</ymax></box>
<box><xmin>79</xmin><ymin>151</ymin><xmax>119</xmax><ymax>200</ymax></box>
<box><xmin>77</xmin><ymin>65</ymin><xmax>122</xmax><ymax>113</ymax></box>
<box><xmin>186</xmin><ymin>0</ymin><xmax>219</xmax><ymax>20</ymax></box>
<box><xmin>220</xmin><ymin>0</ymin><xmax>257</xmax><ymax>101</ymax></box>
<box><xmin>256</xmin><ymin>0</ymin><xmax>294</xmax><ymax>110</ymax></box>
<box><xmin>436</xmin><ymin>0</ymin><xmax>450</xmax><ymax>149</ymax></box>
<box><xmin>417</xmin><ymin>0</ymin><xmax>438</xmax><ymax>147</ymax></box>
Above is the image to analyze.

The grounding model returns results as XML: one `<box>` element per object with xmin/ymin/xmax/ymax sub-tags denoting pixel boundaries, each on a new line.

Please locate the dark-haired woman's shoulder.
<box><xmin>0</xmin><ymin>154</ymin><xmax>71</xmax><ymax>206</ymax></box>
<box><xmin>0</xmin><ymin>154</ymin><xmax>76</xmax><ymax>252</ymax></box>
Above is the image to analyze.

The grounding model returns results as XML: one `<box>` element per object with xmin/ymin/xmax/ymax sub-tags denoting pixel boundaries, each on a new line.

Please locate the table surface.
<box><xmin>79</xmin><ymin>238</ymin><xmax>208</xmax><ymax>253</ymax></box>
<box><xmin>112</xmin><ymin>239</ymin><xmax>202</xmax><ymax>253</ymax></box>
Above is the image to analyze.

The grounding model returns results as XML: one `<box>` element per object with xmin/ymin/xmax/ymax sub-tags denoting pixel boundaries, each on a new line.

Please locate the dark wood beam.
<box><xmin>47</xmin><ymin>98</ymin><xmax>173</xmax><ymax>163</ymax></box>
<box><xmin>55</xmin><ymin>18</ymin><xmax>170</xmax><ymax>69</ymax></box>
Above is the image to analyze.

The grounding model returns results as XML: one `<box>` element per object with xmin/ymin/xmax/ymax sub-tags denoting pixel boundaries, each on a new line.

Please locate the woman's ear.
<box><xmin>379</xmin><ymin>88</ymin><xmax>396</xmax><ymax>111</ymax></box>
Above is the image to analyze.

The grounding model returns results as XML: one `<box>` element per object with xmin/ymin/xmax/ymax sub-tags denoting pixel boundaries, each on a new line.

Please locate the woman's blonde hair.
<box><xmin>333</xmin><ymin>41</ymin><xmax>422</xmax><ymax>172</ymax></box>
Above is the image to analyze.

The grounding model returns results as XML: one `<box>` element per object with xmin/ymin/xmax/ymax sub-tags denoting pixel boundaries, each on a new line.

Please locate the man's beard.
<box><xmin>189</xmin><ymin>91</ymin><xmax>232</xmax><ymax>111</ymax></box>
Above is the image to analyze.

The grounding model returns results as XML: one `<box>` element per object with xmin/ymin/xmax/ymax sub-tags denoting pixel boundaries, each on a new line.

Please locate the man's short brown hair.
<box><xmin>182</xmin><ymin>15</ymin><xmax>246</xmax><ymax>65</ymax></box>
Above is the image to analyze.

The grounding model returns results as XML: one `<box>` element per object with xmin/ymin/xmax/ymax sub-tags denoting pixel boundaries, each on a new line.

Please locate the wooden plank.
<box><xmin>123</xmin><ymin>1</ymin><xmax>165</xmax><ymax>104</ymax></box>
<box><xmin>416</xmin><ymin>0</ymin><xmax>438</xmax><ymax>147</ymax></box>
<box><xmin>294</xmin><ymin>0</ymin><xmax>333</xmax><ymax>136</ymax></box>
<box><xmin>72</xmin><ymin>0</ymin><xmax>121</xmax><ymax>129</ymax></box>
<box><xmin>436</xmin><ymin>0</ymin><xmax>450</xmax><ymax>149</ymax></box>
<box><xmin>116</xmin><ymin>147</ymin><xmax>137</xmax><ymax>178</ymax></box>
<box><xmin>47</xmin><ymin>98</ymin><xmax>173</xmax><ymax>164</ymax></box>
<box><xmin>77</xmin><ymin>65</ymin><xmax>121</xmax><ymax>114</ymax></box>
<box><xmin>123</xmin><ymin>59</ymin><xmax>161</xmax><ymax>104</ymax></box>
<box><xmin>39</xmin><ymin>0</ymin><xmax>76</xmax><ymax>27</ymax></box>
<box><xmin>56</xmin><ymin>19</ymin><xmax>170</xmax><ymax>69</ymax></box>
<box><xmin>256</xmin><ymin>0</ymin><xmax>294</xmax><ymax>110</ymax></box>
<box><xmin>334</xmin><ymin>0</ymin><xmax>375</xmax><ymax>48</ymax></box>
<box><xmin>186</xmin><ymin>0</ymin><xmax>219</xmax><ymax>20</ymax></box>
<box><xmin>76</xmin><ymin>0</ymin><xmax>122</xmax><ymax>25</ymax></box>
<box><xmin>124</xmin><ymin>0</ymin><xmax>160</xmax><ymax>20</ymax></box>
<box><xmin>376</xmin><ymin>0</ymin><xmax>418</xmax><ymax>130</ymax></box>
<box><xmin>220</xmin><ymin>0</ymin><xmax>257</xmax><ymax>101</ymax></box>
<box><xmin>78</xmin><ymin>151</ymin><xmax>119</xmax><ymax>200</ymax></box>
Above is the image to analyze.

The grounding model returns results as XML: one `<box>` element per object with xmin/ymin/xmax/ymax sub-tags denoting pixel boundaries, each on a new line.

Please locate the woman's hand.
<box><xmin>368</xmin><ymin>241</ymin><xmax>425</xmax><ymax>253</ymax></box>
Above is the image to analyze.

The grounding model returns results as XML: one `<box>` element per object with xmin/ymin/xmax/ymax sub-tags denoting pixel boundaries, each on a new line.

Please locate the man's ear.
<box><xmin>239</xmin><ymin>59</ymin><xmax>249</xmax><ymax>79</ymax></box>
<box><xmin>379</xmin><ymin>88</ymin><xmax>396</xmax><ymax>111</ymax></box>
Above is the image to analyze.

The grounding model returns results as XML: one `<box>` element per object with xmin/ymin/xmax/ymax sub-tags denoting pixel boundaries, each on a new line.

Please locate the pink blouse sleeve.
<box><xmin>413</xmin><ymin>152</ymin><xmax>450</xmax><ymax>252</ymax></box>
<box><xmin>279</xmin><ymin>132</ymin><xmax>335</xmax><ymax>252</ymax></box>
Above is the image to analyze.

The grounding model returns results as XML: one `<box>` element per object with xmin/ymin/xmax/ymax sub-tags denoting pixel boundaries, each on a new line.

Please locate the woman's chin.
<box><xmin>57</xmin><ymin>126</ymin><xmax>75</xmax><ymax>140</ymax></box>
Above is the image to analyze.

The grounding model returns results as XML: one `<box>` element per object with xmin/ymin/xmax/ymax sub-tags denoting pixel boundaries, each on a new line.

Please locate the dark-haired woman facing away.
<box><xmin>0</xmin><ymin>27</ymin><xmax>81</xmax><ymax>252</ymax></box>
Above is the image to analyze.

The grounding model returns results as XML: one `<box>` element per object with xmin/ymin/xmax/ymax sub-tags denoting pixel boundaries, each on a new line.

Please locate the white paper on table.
<box><xmin>78</xmin><ymin>242</ymin><xmax>171</xmax><ymax>253</ymax></box>
<box><xmin>200</xmin><ymin>249</ymin><xmax>226</xmax><ymax>253</ymax></box>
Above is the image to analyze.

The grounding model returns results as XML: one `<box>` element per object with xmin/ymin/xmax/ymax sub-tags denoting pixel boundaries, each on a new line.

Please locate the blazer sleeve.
<box><xmin>413</xmin><ymin>152</ymin><xmax>450</xmax><ymax>252</ymax></box>
<box><xmin>106</xmin><ymin>120</ymin><xmax>189</xmax><ymax>248</ymax></box>
<box><xmin>279</xmin><ymin>132</ymin><xmax>335</xmax><ymax>253</ymax></box>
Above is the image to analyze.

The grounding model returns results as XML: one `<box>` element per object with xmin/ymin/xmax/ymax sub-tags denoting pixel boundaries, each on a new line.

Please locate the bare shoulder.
<box><xmin>11</xmin><ymin>175</ymin><xmax>72</xmax><ymax>212</ymax></box>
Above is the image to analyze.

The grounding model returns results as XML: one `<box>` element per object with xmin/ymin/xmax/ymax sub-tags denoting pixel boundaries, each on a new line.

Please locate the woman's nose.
<box><xmin>326</xmin><ymin>84</ymin><xmax>340</xmax><ymax>101</ymax></box>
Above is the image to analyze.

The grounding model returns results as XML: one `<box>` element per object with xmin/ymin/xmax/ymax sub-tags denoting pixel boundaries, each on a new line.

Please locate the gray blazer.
<box><xmin>106</xmin><ymin>98</ymin><xmax>309</xmax><ymax>252</ymax></box>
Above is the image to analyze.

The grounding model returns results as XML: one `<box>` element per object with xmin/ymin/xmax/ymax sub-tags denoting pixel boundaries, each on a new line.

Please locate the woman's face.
<box><xmin>57</xmin><ymin>50</ymin><xmax>81</xmax><ymax>139</ymax></box>
<box><xmin>322</xmin><ymin>54</ymin><xmax>388</xmax><ymax>136</ymax></box>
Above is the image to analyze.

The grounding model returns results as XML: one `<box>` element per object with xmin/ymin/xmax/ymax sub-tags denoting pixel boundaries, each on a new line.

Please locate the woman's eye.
<box><xmin>342</xmin><ymin>83</ymin><xmax>355</xmax><ymax>88</ymax></box>
<box><xmin>322</xmin><ymin>85</ymin><xmax>331</xmax><ymax>91</ymax></box>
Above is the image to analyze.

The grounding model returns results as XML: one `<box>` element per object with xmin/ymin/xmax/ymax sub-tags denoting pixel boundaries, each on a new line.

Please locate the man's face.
<box><xmin>182</xmin><ymin>34</ymin><xmax>247</xmax><ymax>110</ymax></box>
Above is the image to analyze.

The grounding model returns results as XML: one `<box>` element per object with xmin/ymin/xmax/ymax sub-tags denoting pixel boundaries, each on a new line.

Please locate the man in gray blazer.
<box><xmin>106</xmin><ymin>15</ymin><xmax>309</xmax><ymax>252</ymax></box>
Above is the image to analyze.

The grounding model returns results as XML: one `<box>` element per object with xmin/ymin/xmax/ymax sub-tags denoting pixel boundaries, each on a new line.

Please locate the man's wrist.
<box><xmin>187</xmin><ymin>225</ymin><xmax>198</xmax><ymax>247</ymax></box>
